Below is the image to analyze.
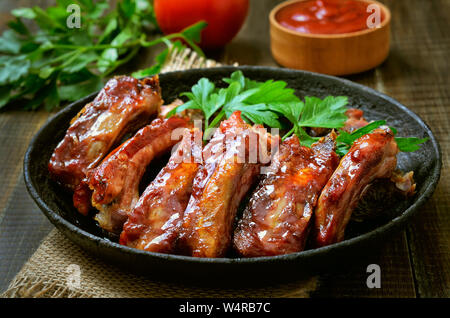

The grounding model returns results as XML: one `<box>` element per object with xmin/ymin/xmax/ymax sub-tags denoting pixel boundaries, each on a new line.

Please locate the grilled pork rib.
<box><xmin>178</xmin><ymin>111</ymin><xmax>279</xmax><ymax>258</ymax></box>
<box><xmin>343</xmin><ymin>108</ymin><xmax>369</xmax><ymax>132</ymax></box>
<box><xmin>342</xmin><ymin>110</ymin><xmax>416</xmax><ymax>195</ymax></box>
<box><xmin>48</xmin><ymin>76</ymin><xmax>162</xmax><ymax>214</ymax></box>
<box><xmin>234</xmin><ymin>133</ymin><xmax>339</xmax><ymax>257</ymax></box>
<box><xmin>120</xmin><ymin>128</ymin><xmax>202</xmax><ymax>253</ymax></box>
<box><xmin>314</xmin><ymin>127</ymin><xmax>399</xmax><ymax>247</ymax></box>
<box><xmin>89</xmin><ymin>116</ymin><xmax>191</xmax><ymax>234</ymax></box>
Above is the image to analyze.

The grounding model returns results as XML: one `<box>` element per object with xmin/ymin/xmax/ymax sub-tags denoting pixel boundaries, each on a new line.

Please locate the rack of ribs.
<box><xmin>48</xmin><ymin>76</ymin><xmax>162</xmax><ymax>214</ymax></box>
<box><xmin>89</xmin><ymin>116</ymin><xmax>192</xmax><ymax>234</ymax></box>
<box><xmin>178</xmin><ymin>111</ymin><xmax>280</xmax><ymax>258</ymax></box>
<box><xmin>314</xmin><ymin>127</ymin><xmax>399</xmax><ymax>247</ymax></box>
<box><xmin>233</xmin><ymin>133</ymin><xmax>340</xmax><ymax>257</ymax></box>
<box><xmin>120</xmin><ymin>128</ymin><xmax>202</xmax><ymax>253</ymax></box>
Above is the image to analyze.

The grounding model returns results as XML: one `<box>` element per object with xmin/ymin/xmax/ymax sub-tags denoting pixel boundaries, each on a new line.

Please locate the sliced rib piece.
<box><xmin>49</xmin><ymin>76</ymin><xmax>162</xmax><ymax>191</ymax></box>
<box><xmin>120</xmin><ymin>128</ymin><xmax>202</xmax><ymax>253</ymax></box>
<box><xmin>343</xmin><ymin>108</ymin><xmax>369</xmax><ymax>132</ymax></box>
<box><xmin>314</xmin><ymin>127</ymin><xmax>399</xmax><ymax>247</ymax></box>
<box><xmin>178</xmin><ymin>111</ymin><xmax>279</xmax><ymax>258</ymax></box>
<box><xmin>89</xmin><ymin>116</ymin><xmax>191</xmax><ymax>234</ymax></box>
<box><xmin>73</xmin><ymin>98</ymin><xmax>185</xmax><ymax>215</ymax></box>
<box><xmin>233</xmin><ymin>133</ymin><xmax>339</xmax><ymax>257</ymax></box>
<box><xmin>49</xmin><ymin>76</ymin><xmax>162</xmax><ymax>214</ymax></box>
<box><xmin>341</xmin><ymin>110</ymin><xmax>416</xmax><ymax>196</ymax></box>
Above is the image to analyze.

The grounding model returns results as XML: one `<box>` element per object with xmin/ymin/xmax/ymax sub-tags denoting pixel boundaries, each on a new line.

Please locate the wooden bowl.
<box><xmin>270</xmin><ymin>0</ymin><xmax>391</xmax><ymax>75</ymax></box>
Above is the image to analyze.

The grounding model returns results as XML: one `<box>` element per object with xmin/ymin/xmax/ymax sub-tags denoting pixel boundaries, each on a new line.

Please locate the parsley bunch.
<box><xmin>0</xmin><ymin>0</ymin><xmax>206</xmax><ymax>110</ymax></box>
<box><xmin>169</xmin><ymin>71</ymin><xmax>348</xmax><ymax>142</ymax></box>
<box><xmin>169</xmin><ymin>70</ymin><xmax>300</xmax><ymax>139</ymax></box>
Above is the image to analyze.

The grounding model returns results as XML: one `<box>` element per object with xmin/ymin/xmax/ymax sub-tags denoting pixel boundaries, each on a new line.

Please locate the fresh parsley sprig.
<box><xmin>279</xmin><ymin>96</ymin><xmax>348</xmax><ymax>144</ymax></box>
<box><xmin>0</xmin><ymin>0</ymin><xmax>206</xmax><ymax>110</ymax></box>
<box><xmin>335</xmin><ymin>120</ymin><xmax>429</xmax><ymax>156</ymax></box>
<box><xmin>395</xmin><ymin>137</ymin><xmax>429</xmax><ymax>152</ymax></box>
<box><xmin>169</xmin><ymin>71</ymin><xmax>348</xmax><ymax>143</ymax></box>
<box><xmin>168</xmin><ymin>71</ymin><xmax>301</xmax><ymax>139</ymax></box>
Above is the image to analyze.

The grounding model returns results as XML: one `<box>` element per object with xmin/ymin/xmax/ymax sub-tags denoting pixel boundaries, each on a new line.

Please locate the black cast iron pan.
<box><xmin>23</xmin><ymin>66</ymin><xmax>441</xmax><ymax>285</ymax></box>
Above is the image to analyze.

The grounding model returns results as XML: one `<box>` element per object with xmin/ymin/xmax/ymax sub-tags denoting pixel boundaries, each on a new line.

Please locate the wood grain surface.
<box><xmin>0</xmin><ymin>0</ymin><xmax>448</xmax><ymax>297</ymax></box>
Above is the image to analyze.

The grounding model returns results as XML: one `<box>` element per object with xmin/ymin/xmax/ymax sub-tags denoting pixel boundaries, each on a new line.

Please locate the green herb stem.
<box><xmin>282</xmin><ymin>127</ymin><xmax>295</xmax><ymax>141</ymax></box>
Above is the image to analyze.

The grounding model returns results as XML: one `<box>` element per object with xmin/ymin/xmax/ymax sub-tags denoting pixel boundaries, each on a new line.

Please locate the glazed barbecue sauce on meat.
<box><xmin>89</xmin><ymin>116</ymin><xmax>192</xmax><ymax>234</ymax></box>
<box><xmin>177</xmin><ymin>111</ymin><xmax>280</xmax><ymax>258</ymax></box>
<box><xmin>314</xmin><ymin>127</ymin><xmax>398</xmax><ymax>246</ymax></box>
<box><xmin>234</xmin><ymin>133</ymin><xmax>339</xmax><ymax>257</ymax></box>
<box><xmin>49</xmin><ymin>76</ymin><xmax>162</xmax><ymax>215</ymax></box>
<box><xmin>120</xmin><ymin>128</ymin><xmax>202</xmax><ymax>253</ymax></box>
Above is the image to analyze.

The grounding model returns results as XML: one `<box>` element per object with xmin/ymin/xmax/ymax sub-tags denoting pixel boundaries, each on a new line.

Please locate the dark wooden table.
<box><xmin>0</xmin><ymin>0</ymin><xmax>448</xmax><ymax>297</ymax></box>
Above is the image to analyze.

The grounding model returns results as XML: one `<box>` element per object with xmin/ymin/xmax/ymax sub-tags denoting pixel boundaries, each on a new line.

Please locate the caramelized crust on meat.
<box><xmin>178</xmin><ymin>111</ymin><xmax>280</xmax><ymax>258</ymax></box>
<box><xmin>342</xmin><ymin>109</ymin><xmax>416</xmax><ymax>195</ymax></box>
<box><xmin>309</xmin><ymin>108</ymin><xmax>368</xmax><ymax>137</ymax></box>
<box><xmin>90</xmin><ymin>116</ymin><xmax>191</xmax><ymax>234</ymax></box>
<box><xmin>233</xmin><ymin>133</ymin><xmax>339</xmax><ymax>257</ymax></box>
<box><xmin>49</xmin><ymin>76</ymin><xmax>162</xmax><ymax>194</ymax></box>
<box><xmin>120</xmin><ymin>128</ymin><xmax>202</xmax><ymax>253</ymax></box>
<box><xmin>314</xmin><ymin>127</ymin><xmax>399</xmax><ymax>247</ymax></box>
<box><xmin>343</xmin><ymin>108</ymin><xmax>369</xmax><ymax>132</ymax></box>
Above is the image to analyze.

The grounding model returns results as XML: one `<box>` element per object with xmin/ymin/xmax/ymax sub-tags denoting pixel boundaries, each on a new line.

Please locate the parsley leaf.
<box><xmin>222</xmin><ymin>70</ymin><xmax>262</xmax><ymax>90</ymax></box>
<box><xmin>395</xmin><ymin>137</ymin><xmax>428</xmax><ymax>152</ymax></box>
<box><xmin>299</xmin><ymin>96</ymin><xmax>348</xmax><ymax>128</ymax></box>
<box><xmin>388</xmin><ymin>125</ymin><xmax>428</xmax><ymax>152</ymax></box>
<box><xmin>280</xmin><ymin>95</ymin><xmax>348</xmax><ymax>145</ymax></box>
<box><xmin>269</xmin><ymin>100</ymin><xmax>303</xmax><ymax>124</ymax></box>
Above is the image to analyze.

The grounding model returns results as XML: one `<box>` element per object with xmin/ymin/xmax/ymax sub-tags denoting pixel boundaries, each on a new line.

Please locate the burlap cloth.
<box><xmin>1</xmin><ymin>48</ymin><xmax>318</xmax><ymax>298</ymax></box>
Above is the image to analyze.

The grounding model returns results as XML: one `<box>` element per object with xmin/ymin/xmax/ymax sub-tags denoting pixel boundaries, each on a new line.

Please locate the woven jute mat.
<box><xmin>1</xmin><ymin>47</ymin><xmax>318</xmax><ymax>298</ymax></box>
<box><xmin>2</xmin><ymin>229</ymin><xmax>318</xmax><ymax>298</ymax></box>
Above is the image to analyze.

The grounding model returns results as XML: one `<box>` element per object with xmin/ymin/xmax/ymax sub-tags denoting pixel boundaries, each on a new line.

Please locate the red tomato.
<box><xmin>154</xmin><ymin>0</ymin><xmax>249</xmax><ymax>49</ymax></box>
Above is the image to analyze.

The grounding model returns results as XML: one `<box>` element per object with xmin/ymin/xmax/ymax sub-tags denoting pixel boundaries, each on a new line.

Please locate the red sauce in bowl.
<box><xmin>276</xmin><ymin>0</ymin><xmax>385</xmax><ymax>35</ymax></box>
